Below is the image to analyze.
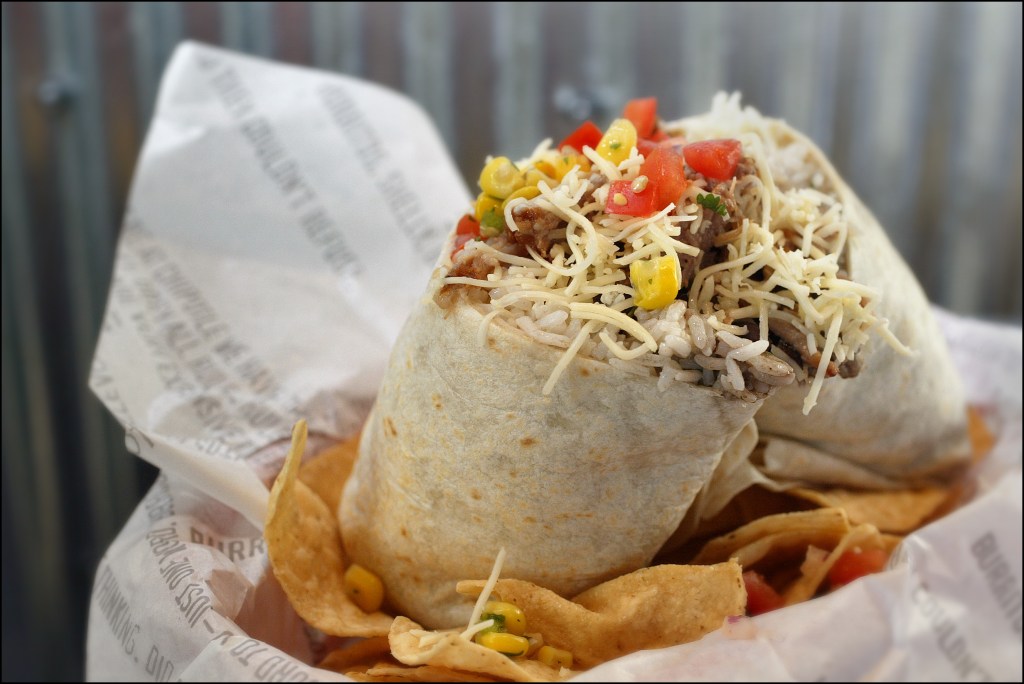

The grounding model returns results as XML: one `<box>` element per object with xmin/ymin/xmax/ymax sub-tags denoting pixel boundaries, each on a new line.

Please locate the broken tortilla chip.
<box><xmin>299</xmin><ymin>430</ymin><xmax>361</xmax><ymax>514</ymax></box>
<box><xmin>360</xmin><ymin>663</ymin><xmax>499</xmax><ymax>682</ymax></box>
<box><xmin>967</xmin><ymin>405</ymin><xmax>996</xmax><ymax>464</ymax></box>
<box><xmin>318</xmin><ymin>636</ymin><xmax>393</xmax><ymax>674</ymax></box>
<box><xmin>786</xmin><ymin>486</ymin><xmax>950</xmax><ymax>534</ymax></box>
<box><xmin>266</xmin><ymin>420</ymin><xmax>393</xmax><ymax>638</ymax></box>
<box><xmin>658</xmin><ymin>485</ymin><xmax>815</xmax><ymax>564</ymax></box>
<box><xmin>457</xmin><ymin>562</ymin><xmax>745</xmax><ymax>669</ymax></box>
<box><xmin>388</xmin><ymin>616</ymin><xmax>565</xmax><ymax>682</ymax></box>
<box><xmin>343</xmin><ymin>664</ymin><xmax>406</xmax><ymax>682</ymax></box>
<box><xmin>690</xmin><ymin>508</ymin><xmax>851</xmax><ymax>570</ymax></box>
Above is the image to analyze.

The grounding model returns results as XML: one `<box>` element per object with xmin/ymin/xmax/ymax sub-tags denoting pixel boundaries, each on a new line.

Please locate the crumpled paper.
<box><xmin>86</xmin><ymin>42</ymin><xmax>1022</xmax><ymax>682</ymax></box>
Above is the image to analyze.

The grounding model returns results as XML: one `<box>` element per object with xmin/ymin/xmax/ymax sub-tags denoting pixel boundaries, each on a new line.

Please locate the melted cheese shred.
<box><xmin>445</xmin><ymin>94</ymin><xmax>907</xmax><ymax>412</ymax></box>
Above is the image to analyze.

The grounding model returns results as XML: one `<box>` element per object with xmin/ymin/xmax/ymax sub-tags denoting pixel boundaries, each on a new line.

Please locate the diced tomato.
<box><xmin>682</xmin><ymin>138</ymin><xmax>743</xmax><ymax>181</ymax></box>
<box><xmin>637</xmin><ymin>138</ymin><xmax>660</xmax><ymax>158</ymax></box>
<box><xmin>743</xmin><ymin>571</ymin><xmax>784</xmax><ymax>616</ymax></box>
<box><xmin>648</xmin><ymin>128</ymin><xmax>669</xmax><ymax>143</ymax></box>
<box><xmin>456</xmin><ymin>213</ymin><xmax>481</xmax><ymax>236</ymax></box>
<box><xmin>639</xmin><ymin>145</ymin><xmax>688</xmax><ymax>211</ymax></box>
<box><xmin>622</xmin><ymin>98</ymin><xmax>658</xmax><ymax>139</ymax></box>
<box><xmin>451</xmin><ymin>214</ymin><xmax>481</xmax><ymax>257</ymax></box>
<box><xmin>559</xmin><ymin>120</ymin><xmax>604</xmax><ymax>153</ymax></box>
<box><xmin>605</xmin><ymin>180</ymin><xmax>656</xmax><ymax>217</ymax></box>
<box><xmin>827</xmin><ymin>548</ymin><xmax>890</xmax><ymax>589</ymax></box>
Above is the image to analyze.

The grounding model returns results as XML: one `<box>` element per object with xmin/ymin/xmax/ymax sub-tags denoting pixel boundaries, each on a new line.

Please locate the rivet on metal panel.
<box><xmin>36</xmin><ymin>74</ymin><xmax>78</xmax><ymax>108</ymax></box>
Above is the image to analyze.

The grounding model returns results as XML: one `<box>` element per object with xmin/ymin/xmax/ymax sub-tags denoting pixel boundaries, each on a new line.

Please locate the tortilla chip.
<box><xmin>344</xmin><ymin>672</ymin><xmax>390</xmax><ymax>682</ymax></box>
<box><xmin>318</xmin><ymin>636</ymin><xmax>393</xmax><ymax>674</ymax></box>
<box><xmin>782</xmin><ymin>523</ymin><xmax>887</xmax><ymax>604</ymax></box>
<box><xmin>695</xmin><ymin>485</ymin><xmax>812</xmax><ymax>543</ymax></box>
<box><xmin>299</xmin><ymin>431</ymin><xmax>361</xmax><ymax>514</ymax></box>
<box><xmin>967</xmin><ymin>405</ymin><xmax>996</xmax><ymax>464</ymax></box>
<box><xmin>657</xmin><ymin>485</ymin><xmax>814</xmax><ymax>565</ymax></box>
<box><xmin>389</xmin><ymin>616</ymin><xmax>564</xmax><ymax>682</ymax></box>
<box><xmin>690</xmin><ymin>508</ymin><xmax>851</xmax><ymax>569</ymax></box>
<box><xmin>362</xmin><ymin>663</ymin><xmax>499</xmax><ymax>682</ymax></box>
<box><xmin>343</xmin><ymin>663</ymin><xmax>405</xmax><ymax>682</ymax></box>
<box><xmin>786</xmin><ymin>486</ymin><xmax>950</xmax><ymax>534</ymax></box>
<box><xmin>266</xmin><ymin>421</ymin><xmax>393</xmax><ymax>637</ymax></box>
<box><xmin>457</xmin><ymin>562</ymin><xmax>745</xmax><ymax>669</ymax></box>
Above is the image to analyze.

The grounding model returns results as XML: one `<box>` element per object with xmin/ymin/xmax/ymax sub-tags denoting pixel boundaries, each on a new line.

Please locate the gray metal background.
<box><xmin>2</xmin><ymin>2</ymin><xmax>1021</xmax><ymax>680</ymax></box>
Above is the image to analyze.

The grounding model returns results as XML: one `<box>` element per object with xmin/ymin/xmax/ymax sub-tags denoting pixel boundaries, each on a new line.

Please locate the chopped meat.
<box><xmin>767</xmin><ymin>318</ymin><xmax>813</xmax><ymax>368</ymax></box>
<box><xmin>678</xmin><ymin>198</ymin><xmax>736</xmax><ymax>288</ymax></box>
<box><xmin>838</xmin><ymin>358</ymin><xmax>862</xmax><ymax>378</ymax></box>
<box><xmin>435</xmin><ymin>252</ymin><xmax>497</xmax><ymax>309</ymax></box>
<box><xmin>732</xmin><ymin>157</ymin><xmax>758</xmax><ymax>181</ymax></box>
<box><xmin>808</xmin><ymin>352</ymin><xmax>839</xmax><ymax>378</ymax></box>
<box><xmin>485</xmin><ymin>230</ymin><xmax>528</xmax><ymax>259</ymax></box>
<box><xmin>510</xmin><ymin>202</ymin><xmax>562</xmax><ymax>256</ymax></box>
<box><xmin>507</xmin><ymin>173</ymin><xmax>606</xmax><ymax>257</ymax></box>
<box><xmin>732</xmin><ymin>319</ymin><xmax>760</xmax><ymax>342</ymax></box>
<box><xmin>578</xmin><ymin>172</ymin><xmax>608</xmax><ymax>208</ymax></box>
<box><xmin>677</xmin><ymin>158</ymin><xmax>754</xmax><ymax>288</ymax></box>
<box><xmin>767</xmin><ymin>318</ymin><xmax>840</xmax><ymax>377</ymax></box>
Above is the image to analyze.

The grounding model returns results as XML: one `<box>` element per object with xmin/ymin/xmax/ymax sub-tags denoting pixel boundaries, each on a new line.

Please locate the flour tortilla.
<box><xmin>651</xmin><ymin>109</ymin><xmax>969</xmax><ymax>524</ymax></box>
<box><xmin>339</xmin><ymin>276</ymin><xmax>762</xmax><ymax>628</ymax></box>
<box><xmin>754</xmin><ymin>125</ymin><xmax>969</xmax><ymax>485</ymax></box>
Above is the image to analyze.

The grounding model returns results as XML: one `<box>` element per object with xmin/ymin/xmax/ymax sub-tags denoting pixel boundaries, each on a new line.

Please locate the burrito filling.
<box><xmin>438</xmin><ymin>94</ymin><xmax>907</xmax><ymax>413</ymax></box>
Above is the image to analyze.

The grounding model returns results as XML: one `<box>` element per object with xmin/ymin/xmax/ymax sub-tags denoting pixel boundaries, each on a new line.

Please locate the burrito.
<box><xmin>667</xmin><ymin>101</ymin><xmax>970</xmax><ymax>487</ymax></box>
<box><xmin>339</xmin><ymin>94</ymin><xmax>930</xmax><ymax>628</ymax></box>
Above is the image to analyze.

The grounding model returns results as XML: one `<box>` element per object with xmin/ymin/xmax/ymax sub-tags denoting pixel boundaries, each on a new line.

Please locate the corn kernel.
<box><xmin>475</xmin><ymin>192</ymin><xmax>506</xmax><ymax>237</ymax></box>
<box><xmin>343</xmin><ymin>564</ymin><xmax>384</xmax><ymax>613</ymax></box>
<box><xmin>474</xmin><ymin>193</ymin><xmax>502</xmax><ymax>222</ymax></box>
<box><xmin>475</xmin><ymin>631</ymin><xmax>530</xmax><ymax>657</ymax></box>
<box><xmin>524</xmin><ymin>168</ymin><xmax>555</xmax><ymax>187</ymax></box>
<box><xmin>596</xmin><ymin>118</ymin><xmax>637</xmax><ymax>166</ymax></box>
<box><xmin>544</xmin><ymin>153</ymin><xmax>580</xmax><ymax>182</ymax></box>
<box><xmin>534</xmin><ymin>159</ymin><xmax>558</xmax><ymax>178</ymax></box>
<box><xmin>629</xmin><ymin>254</ymin><xmax>682</xmax><ymax>310</ymax></box>
<box><xmin>501</xmin><ymin>186</ymin><xmax>541</xmax><ymax>213</ymax></box>
<box><xmin>479</xmin><ymin>156</ymin><xmax>525</xmax><ymax>199</ymax></box>
<box><xmin>482</xmin><ymin>600</ymin><xmax>527</xmax><ymax>635</ymax></box>
<box><xmin>536</xmin><ymin>645</ymin><xmax>573</xmax><ymax>669</ymax></box>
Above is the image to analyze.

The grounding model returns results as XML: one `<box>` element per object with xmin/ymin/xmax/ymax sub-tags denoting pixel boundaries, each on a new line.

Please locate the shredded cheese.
<box><xmin>542</xmin><ymin>320</ymin><xmax>599</xmax><ymax>394</ymax></box>
<box><xmin>569</xmin><ymin>303</ymin><xmax>657</xmax><ymax>352</ymax></box>
<box><xmin>462</xmin><ymin>547</ymin><xmax>507</xmax><ymax>640</ymax></box>
<box><xmin>460</xmin><ymin>618</ymin><xmax>496</xmax><ymax>642</ymax></box>
<box><xmin>803</xmin><ymin>310</ymin><xmax>844</xmax><ymax>413</ymax></box>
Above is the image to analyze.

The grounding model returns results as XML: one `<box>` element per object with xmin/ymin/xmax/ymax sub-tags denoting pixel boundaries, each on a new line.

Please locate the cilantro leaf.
<box><xmin>696</xmin><ymin>193</ymin><xmax>729</xmax><ymax>218</ymax></box>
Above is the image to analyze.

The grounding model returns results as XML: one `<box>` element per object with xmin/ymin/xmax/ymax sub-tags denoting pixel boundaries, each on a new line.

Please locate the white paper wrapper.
<box><xmin>86</xmin><ymin>42</ymin><xmax>1022</xmax><ymax>681</ymax></box>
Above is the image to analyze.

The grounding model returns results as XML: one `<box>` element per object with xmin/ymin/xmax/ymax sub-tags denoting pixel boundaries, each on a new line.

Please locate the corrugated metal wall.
<box><xmin>2</xmin><ymin>2</ymin><xmax>1021</xmax><ymax>680</ymax></box>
